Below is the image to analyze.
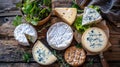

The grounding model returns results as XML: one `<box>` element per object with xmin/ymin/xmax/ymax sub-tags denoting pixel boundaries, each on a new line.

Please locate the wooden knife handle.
<box><xmin>101</xmin><ymin>58</ymin><xmax>109</xmax><ymax>67</ymax></box>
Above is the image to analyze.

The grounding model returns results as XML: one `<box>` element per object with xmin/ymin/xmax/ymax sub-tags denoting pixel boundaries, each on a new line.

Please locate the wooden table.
<box><xmin>0</xmin><ymin>0</ymin><xmax>120</xmax><ymax>67</ymax></box>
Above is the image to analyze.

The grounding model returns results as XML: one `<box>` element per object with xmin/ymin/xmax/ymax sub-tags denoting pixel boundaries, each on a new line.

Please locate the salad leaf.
<box><xmin>89</xmin><ymin>5</ymin><xmax>100</xmax><ymax>12</ymax></box>
<box><xmin>12</xmin><ymin>15</ymin><xmax>22</xmax><ymax>27</ymax></box>
<box><xmin>74</xmin><ymin>15</ymin><xmax>90</xmax><ymax>33</ymax></box>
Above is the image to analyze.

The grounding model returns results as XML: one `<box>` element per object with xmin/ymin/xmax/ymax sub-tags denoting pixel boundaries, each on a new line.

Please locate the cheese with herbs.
<box><xmin>81</xmin><ymin>27</ymin><xmax>108</xmax><ymax>52</ymax></box>
<box><xmin>14</xmin><ymin>23</ymin><xmax>37</xmax><ymax>46</ymax></box>
<box><xmin>32</xmin><ymin>40</ymin><xmax>57</xmax><ymax>65</ymax></box>
<box><xmin>54</xmin><ymin>8</ymin><xmax>77</xmax><ymax>25</ymax></box>
<box><xmin>82</xmin><ymin>7</ymin><xmax>102</xmax><ymax>25</ymax></box>
<box><xmin>47</xmin><ymin>22</ymin><xmax>73</xmax><ymax>50</ymax></box>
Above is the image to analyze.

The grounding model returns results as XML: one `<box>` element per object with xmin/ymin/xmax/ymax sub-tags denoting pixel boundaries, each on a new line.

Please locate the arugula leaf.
<box><xmin>74</xmin><ymin>15</ymin><xmax>90</xmax><ymax>33</ymax></box>
<box><xmin>89</xmin><ymin>5</ymin><xmax>100</xmax><ymax>12</ymax></box>
<box><xmin>12</xmin><ymin>15</ymin><xmax>22</xmax><ymax>27</ymax></box>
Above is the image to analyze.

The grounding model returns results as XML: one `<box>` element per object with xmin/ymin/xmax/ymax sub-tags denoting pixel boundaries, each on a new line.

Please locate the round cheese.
<box><xmin>47</xmin><ymin>22</ymin><xmax>73</xmax><ymax>50</ymax></box>
<box><xmin>64</xmin><ymin>46</ymin><xmax>86</xmax><ymax>66</ymax></box>
<box><xmin>14</xmin><ymin>23</ymin><xmax>37</xmax><ymax>46</ymax></box>
<box><xmin>81</xmin><ymin>27</ymin><xmax>108</xmax><ymax>52</ymax></box>
<box><xmin>32</xmin><ymin>40</ymin><xmax>57</xmax><ymax>65</ymax></box>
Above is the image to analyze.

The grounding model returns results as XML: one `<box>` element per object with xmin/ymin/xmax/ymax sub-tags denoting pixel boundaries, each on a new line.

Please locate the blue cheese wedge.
<box><xmin>32</xmin><ymin>40</ymin><xmax>57</xmax><ymax>65</ymax></box>
<box><xmin>81</xmin><ymin>27</ymin><xmax>108</xmax><ymax>53</ymax></box>
<box><xmin>47</xmin><ymin>22</ymin><xmax>73</xmax><ymax>50</ymax></box>
<box><xmin>82</xmin><ymin>7</ymin><xmax>102</xmax><ymax>25</ymax></box>
<box><xmin>14</xmin><ymin>23</ymin><xmax>37</xmax><ymax>46</ymax></box>
<box><xmin>54</xmin><ymin>8</ymin><xmax>77</xmax><ymax>25</ymax></box>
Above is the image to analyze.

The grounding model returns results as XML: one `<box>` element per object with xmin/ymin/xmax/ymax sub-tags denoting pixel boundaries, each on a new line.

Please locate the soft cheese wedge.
<box><xmin>32</xmin><ymin>40</ymin><xmax>57</xmax><ymax>65</ymax></box>
<box><xmin>14</xmin><ymin>23</ymin><xmax>37</xmax><ymax>46</ymax></box>
<box><xmin>54</xmin><ymin>8</ymin><xmax>77</xmax><ymax>25</ymax></box>
<box><xmin>82</xmin><ymin>7</ymin><xmax>102</xmax><ymax>25</ymax></box>
<box><xmin>81</xmin><ymin>27</ymin><xmax>108</xmax><ymax>53</ymax></box>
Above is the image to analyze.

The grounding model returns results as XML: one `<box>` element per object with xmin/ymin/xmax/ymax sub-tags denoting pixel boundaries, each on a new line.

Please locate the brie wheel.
<box><xmin>14</xmin><ymin>23</ymin><xmax>37</xmax><ymax>46</ymax></box>
<box><xmin>47</xmin><ymin>22</ymin><xmax>73</xmax><ymax>50</ymax></box>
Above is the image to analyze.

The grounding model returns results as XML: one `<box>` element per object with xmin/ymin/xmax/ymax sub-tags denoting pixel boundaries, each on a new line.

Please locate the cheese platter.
<box><xmin>2</xmin><ymin>0</ymin><xmax>120</xmax><ymax>67</ymax></box>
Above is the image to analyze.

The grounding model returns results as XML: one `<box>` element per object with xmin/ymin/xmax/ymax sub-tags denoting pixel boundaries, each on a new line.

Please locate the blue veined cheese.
<box><xmin>14</xmin><ymin>23</ymin><xmax>37</xmax><ymax>46</ymax></box>
<box><xmin>47</xmin><ymin>22</ymin><xmax>73</xmax><ymax>50</ymax></box>
<box><xmin>82</xmin><ymin>7</ymin><xmax>102</xmax><ymax>25</ymax></box>
<box><xmin>32</xmin><ymin>40</ymin><xmax>57</xmax><ymax>65</ymax></box>
<box><xmin>81</xmin><ymin>27</ymin><xmax>108</xmax><ymax>53</ymax></box>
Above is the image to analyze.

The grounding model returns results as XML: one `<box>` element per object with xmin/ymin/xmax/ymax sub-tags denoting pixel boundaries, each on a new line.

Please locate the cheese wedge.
<box><xmin>54</xmin><ymin>8</ymin><xmax>77</xmax><ymax>25</ymax></box>
<box><xmin>82</xmin><ymin>7</ymin><xmax>102</xmax><ymax>25</ymax></box>
<box><xmin>32</xmin><ymin>40</ymin><xmax>57</xmax><ymax>65</ymax></box>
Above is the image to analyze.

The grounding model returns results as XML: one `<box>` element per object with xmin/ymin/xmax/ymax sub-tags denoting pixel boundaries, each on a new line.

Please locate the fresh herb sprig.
<box><xmin>12</xmin><ymin>15</ymin><xmax>22</xmax><ymax>27</ymax></box>
<box><xmin>22</xmin><ymin>52</ymin><xmax>32</xmax><ymax>62</ymax></box>
<box><xmin>52</xmin><ymin>50</ymin><xmax>70</xmax><ymax>67</ymax></box>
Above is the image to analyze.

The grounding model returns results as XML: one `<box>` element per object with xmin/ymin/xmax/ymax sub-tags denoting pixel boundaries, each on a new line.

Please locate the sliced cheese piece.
<box><xmin>54</xmin><ymin>8</ymin><xmax>77</xmax><ymax>25</ymax></box>
<box><xmin>47</xmin><ymin>22</ymin><xmax>73</xmax><ymax>50</ymax></box>
<box><xmin>81</xmin><ymin>27</ymin><xmax>108</xmax><ymax>53</ymax></box>
<box><xmin>82</xmin><ymin>7</ymin><xmax>102</xmax><ymax>25</ymax></box>
<box><xmin>32</xmin><ymin>40</ymin><xmax>57</xmax><ymax>65</ymax></box>
<box><xmin>14</xmin><ymin>23</ymin><xmax>37</xmax><ymax>46</ymax></box>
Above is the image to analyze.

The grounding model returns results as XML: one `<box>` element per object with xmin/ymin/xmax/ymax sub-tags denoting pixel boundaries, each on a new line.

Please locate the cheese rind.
<box><xmin>14</xmin><ymin>23</ymin><xmax>37</xmax><ymax>46</ymax></box>
<box><xmin>54</xmin><ymin>8</ymin><xmax>77</xmax><ymax>25</ymax></box>
<box><xmin>82</xmin><ymin>7</ymin><xmax>102</xmax><ymax>25</ymax></box>
<box><xmin>47</xmin><ymin>22</ymin><xmax>73</xmax><ymax>50</ymax></box>
<box><xmin>81</xmin><ymin>27</ymin><xmax>108</xmax><ymax>52</ymax></box>
<box><xmin>32</xmin><ymin>40</ymin><xmax>57</xmax><ymax>65</ymax></box>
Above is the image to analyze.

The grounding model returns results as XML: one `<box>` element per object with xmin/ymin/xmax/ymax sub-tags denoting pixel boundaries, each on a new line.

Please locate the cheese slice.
<box><xmin>32</xmin><ymin>40</ymin><xmax>57</xmax><ymax>65</ymax></box>
<box><xmin>47</xmin><ymin>22</ymin><xmax>73</xmax><ymax>50</ymax></box>
<box><xmin>82</xmin><ymin>7</ymin><xmax>102</xmax><ymax>25</ymax></box>
<box><xmin>54</xmin><ymin>8</ymin><xmax>77</xmax><ymax>25</ymax></box>
<box><xmin>14</xmin><ymin>23</ymin><xmax>37</xmax><ymax>46</ymax></box>
<box><xmin>81</xmin><ymin>27</ymin><xmax>108</xmax><ymax>53</ymax></box>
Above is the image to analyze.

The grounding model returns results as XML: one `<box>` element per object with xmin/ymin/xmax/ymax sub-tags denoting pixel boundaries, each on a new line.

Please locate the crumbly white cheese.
<box><xmin>54</xmin><ymin>8</ymin><xmax>77</xmax><ymax>25</ymax></box>
<box><xmin>82</xmin><ymin>7</ymin><xmax>102</xmax><ymax>25</ymax></box>
<box><xmin>47</xmin><ymin>22</ymin><xmax>73</xmax><ymax>50</ymax></box>
<box><xmin>82</xmin><ymin>27</ymin><xmax>108</xmax><ymax>52</ymax></box>
<box><xmin>14</xmin><ymin>23</ymin><xmax>37</xmax><ymax>46</ymax></box>
<box><xmin>32</xmin><ymin>40</ymin><xmax>57</xmax><ymax>65</ymax></box>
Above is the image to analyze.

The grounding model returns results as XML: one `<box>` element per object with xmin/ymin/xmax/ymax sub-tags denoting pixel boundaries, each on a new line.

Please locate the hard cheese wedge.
<box><xmin>32</xmin><ymin>40</ymin><xmax>57</xmax><ymax>65</ymax></box>
<box><xmin>81</xmin><ymin>27</ymin><xmax>108</xmax><ymax>53</ymax></box>
<box><xmin>82</xmin><ymin>7</ymin><xmax>102</xmax><ymax>25</ymax></box>
<box><xmin>14</xmin><ymin>23</ymin><xmax>37</xmax><ymax>46</ymax></box>
<box><xmin>54</xmin><ymin>8</ymin><xmax>77</xmax><ymax>25</ymax></box>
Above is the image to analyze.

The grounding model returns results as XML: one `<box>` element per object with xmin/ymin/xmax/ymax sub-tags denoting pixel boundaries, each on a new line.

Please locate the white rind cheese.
<box><xmin>47</xmin><ymin>22</ymin><xmax>73</xmax><ymax>50</ymax></box>
<box><xmin>82</xmin><ymin>7</ymin><xmax>102</xmax><ymax>25</ymax></box>
<box><xmin>81</xmin><ymin>27</ymin><xmax>108</xmax><ymax>53</ymax></box>
<box><xmin>54</xmin><ymin>8</ymin><xmax>77</xmax><ymax>25</ymax></box>
<box><xmin>14</xmin><ymin>23</ymin><xmax>37</xmax><ymax>46</ymax></box>
<box><xmin>32</xmin><ymin>40</ymin><xmax>57</xmax><ymax>65</ymax></box>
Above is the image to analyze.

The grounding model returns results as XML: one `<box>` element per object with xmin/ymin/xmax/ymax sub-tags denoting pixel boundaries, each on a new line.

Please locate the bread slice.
<box><xmin>54</xmin><ymin>8</ymin><xmax>77</xmax><ymax>25</ymax></box>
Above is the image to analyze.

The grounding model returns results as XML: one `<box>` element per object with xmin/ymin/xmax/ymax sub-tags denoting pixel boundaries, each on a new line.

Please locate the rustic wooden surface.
<box><xmin>0</xmin><ymin>0</ymin><xmax>120</xmax><ymax>67</ymax></box>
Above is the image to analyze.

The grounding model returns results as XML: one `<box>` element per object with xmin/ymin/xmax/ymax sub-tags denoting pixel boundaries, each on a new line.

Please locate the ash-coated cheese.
<box><xmin>14</xmin><ymin>23</ymin><xmax>37</xmax><ymax>46</ymax></box>
<box><xmin>81</xmin><ymin>27</ymin><xmax>108</xmax><ymax>53</ymax></box>
<box><xmin>54</xmin><ymin>8</ymin><xmax>77</xmax><ymax>25</ymax></box>
<box><xmin>82</xmin><ymin>7</ymin><xmax>102</xmax><ymax>25</ymax></box>
<box><xmin>32</xmin><ymin>40</ymin><xmax>57</xmax><ymax>65</ymax></box>
<box><xmin>47</xmin><ymin>22</ymin><xmax>73</xmax><ymax>50</ymax></box>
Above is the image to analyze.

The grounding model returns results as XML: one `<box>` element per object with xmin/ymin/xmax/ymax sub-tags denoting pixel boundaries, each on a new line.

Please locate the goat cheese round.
<box><xmin>32</xmin><ymin>40</ymin><xmax>57</xmax><ymax>65</ymax></box>
<box><xmin>47</xmin><ymin>22</ymin><xmax>73</xmax><ymax>50</ymax></box>
<box><xmin>14</xmin><ymin>23</ymin><xmax>37</xmax><ymax>46</ymax></box>
<box><xmin>81</xmin><ymin>27</ymin><xmax>108</xmax><ymax>53</ymax></box>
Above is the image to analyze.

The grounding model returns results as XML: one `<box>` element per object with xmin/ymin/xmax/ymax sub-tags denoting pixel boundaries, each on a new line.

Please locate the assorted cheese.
<box><xmin>14</xmin><ymin>23</ymin><xmax>37</xmax><ymax>46</ymax></box>
<box><xmin>81</xmin><ymin>27</ymin><xmax>108</xmax><ymax>53</ymax></box>
<box><xmin>82</xmin><ymin>7</ymin><xmax>102</xmax><ymax>25</ymax></box>
<box><xmin>54</xmin><ymin>8</ymin><xmax>77</xmax><ymax>25</ymax></box>
<box><xmin>47</xmin><ymin>22</ymin><xmax>73</xmax><ymax>50</ymax></box>
<box><xmin>32</xmin><ymin>40</ymin><xmax>57</xmax><ymax>65</ymax></box>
